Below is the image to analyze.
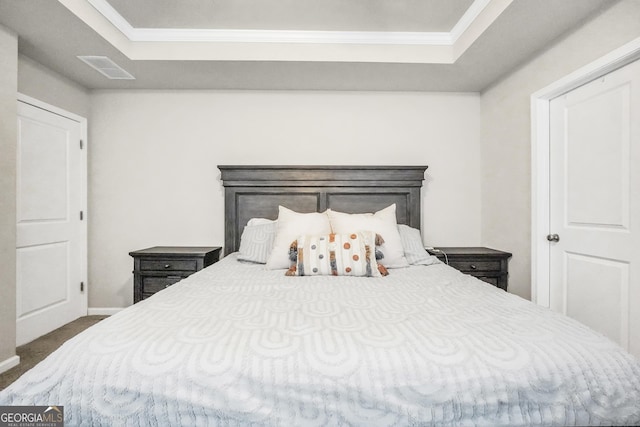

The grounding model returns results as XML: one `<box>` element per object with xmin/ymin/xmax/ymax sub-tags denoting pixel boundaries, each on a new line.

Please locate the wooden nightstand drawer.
<box><xmin>141</xmin><ymin>275</ymin><xmax>186</xmax><ymax>295</ymax></box>
<box><xmin>428</xmin><ymin>247</ymin><xmax>512</xmax><ymax>291</ymax></box>
<box><xmin>447</xmin><ymin>260</ymin><xmax>500</xmax><ymax>272</ymax></box>
<box><xmin>130</xmin><ymin>246</ymin><xmax>222</xmax><ymax>303</ymax></box>
<box><xmin>476</xmin><ymin>276</ymin><xmax>499</xmax><ymax>287</ymax></box>
<box><xmin>140</xmin><ymin>258</ymin><xmax>197</xmax><ymax>272</ymax></box>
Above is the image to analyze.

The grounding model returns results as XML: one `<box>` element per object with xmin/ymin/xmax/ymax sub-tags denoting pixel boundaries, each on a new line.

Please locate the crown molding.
<box><xmin>451</xmin><ymin>0</ymin><xmax>513</xmax><ymax>60</ymax></box>
<box><xmin>87</xmin><ymin>0</ymin><xmax>485</xmax><ymax>46</ymax></box>
<box><xmin>449</xmin><ymin>0</ymin><xmax>492</xmax><ymax>43</ymax></box>
<box><xmin>126</xmin><ymin>28</ymin><xmax>453</xmax><ymax>45</ymax></box>
<box><xmin>59</xmin><ymin>0</ymin><xmax>510</xmax><ymax>63</ymax></box>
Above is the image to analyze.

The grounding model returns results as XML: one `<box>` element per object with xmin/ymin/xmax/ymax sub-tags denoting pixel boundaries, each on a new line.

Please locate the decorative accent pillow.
<box><xmin>327</xmin><ymin>204</ymin><xmax>409</xmax><ymax>268</ymax></box>
<box><xmin>265</xmin><ymin>206</ymin><xmax>332</xmax><ymax>270</ymax></box>
<box><xmin>285</xmin><ymin>231</ymin><xmax>387</xmax><ymax>277</ymax></box>
<box><xmin>397</xmin><ymin>224</ymin><xmax>440</xmax><ymax>266</ymax></box>
<box><xmin>237</xmin><ymin>220</ymin><xmax>277</xmax><ymax>264</ymax></box>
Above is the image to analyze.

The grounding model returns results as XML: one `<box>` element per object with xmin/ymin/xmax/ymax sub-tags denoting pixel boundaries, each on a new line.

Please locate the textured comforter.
<box><xmin>2</xmin><ymin>254</ymin><xmax>640</xmax><ymax>426</ymax></box>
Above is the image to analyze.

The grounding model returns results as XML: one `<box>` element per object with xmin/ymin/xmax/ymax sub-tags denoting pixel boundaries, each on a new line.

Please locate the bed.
<box><xmin>1</xmin><ymin>165</ymin><xmax>639</xmax><ymax>426</ymax></box>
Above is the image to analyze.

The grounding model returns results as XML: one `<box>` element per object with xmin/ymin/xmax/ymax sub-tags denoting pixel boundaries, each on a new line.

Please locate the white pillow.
<box><xmin>265</xmin><ymin>206</ymin><xmax>332</xmax><ymax>270</ymax></box>
<box><xmin>237</xmin><ymin>220</ymin><xmax>277</xmax><ymax>264</ymax></box>
<box><xmin>397</xmin><ymin>224</ymin><xmax>440</xmax><ymax>266</ymax></box>
<box><xmin>247</xmin><ymin>218</ymin><xmax>274</xmax><ymax>226</ymax></box>
<box><xmin>327</xmin><ymin>204</ymin><xmax>409</xmax><ymax>268</ymax></box>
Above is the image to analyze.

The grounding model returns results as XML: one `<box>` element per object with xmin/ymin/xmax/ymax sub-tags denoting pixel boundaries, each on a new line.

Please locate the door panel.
<box><xmin>18</xmin><ymin>118</ymin><xmax>69</xmax><ymax>222</ymax></box>
<box><xmin>549</xmin><ymin>59</ymin><xmax>639</xmax><ymax>357</ymax></box>
<box><xmin>16</xmin><ymin>101</ymin><xmax>86</xmax><ymax>346</ymax></box>
<box><xmin>565</xmin><ymin>83</ymin><xmax>630</xmax><ymax>229</ymax></box>
<box><xmin>17</xmin><ymin>242</ymin><xmax>69</xmax><ymax>316</ymax></box>
<box><xmin>564</xmin><ymin>253</ymin><xmax>628</xmax><ymax>348</ymax></box>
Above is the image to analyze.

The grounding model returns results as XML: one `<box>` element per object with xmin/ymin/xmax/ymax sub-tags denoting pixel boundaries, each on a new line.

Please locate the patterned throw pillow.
<box><xmin>285</xmin><ymin>231</ymin><xmax>388</xmax><ymax>277</ymax></box>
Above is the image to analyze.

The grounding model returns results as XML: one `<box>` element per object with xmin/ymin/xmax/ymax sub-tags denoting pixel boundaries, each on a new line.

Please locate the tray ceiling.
<box><xmin>107</xmin><ymin>0</ymin><xmax>474</xmax><ymax>32</ymax></box>
<box><xmin>0</xmin><ymin>0</ymin><xmax>615</xmax><ymax>91</ymax></box>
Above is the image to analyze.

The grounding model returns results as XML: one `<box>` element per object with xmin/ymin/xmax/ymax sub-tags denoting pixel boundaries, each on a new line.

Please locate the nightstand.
<box><xmin>427</xmin><ymin>247</ymin><xmax>512</xmax><ymax>291</ymax></box>
<box><xmin>129</xmin><ymin>246</ymin><xmax>222</xmax><ymax>303</ymax></box>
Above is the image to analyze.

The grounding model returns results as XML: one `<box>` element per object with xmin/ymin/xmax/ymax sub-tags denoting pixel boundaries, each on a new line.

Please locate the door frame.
<box><xmin>16</xmin><ymin>93</ymin><xmax>88</xmax><ymax>317</ymax></box>
<box><xmin>530</xmin><ymin>37</ymin><xmax>640</xmax><ymax>307</ymax></box>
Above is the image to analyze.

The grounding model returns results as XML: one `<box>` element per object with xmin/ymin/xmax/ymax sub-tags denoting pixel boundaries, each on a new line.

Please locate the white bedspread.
<box><xmin>2</xmin><ymin>254</ymin><xmax>639</xmax><ymax>426</ymax></box>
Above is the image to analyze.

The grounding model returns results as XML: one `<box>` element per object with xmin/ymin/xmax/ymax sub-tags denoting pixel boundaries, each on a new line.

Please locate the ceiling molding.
<box><xmin>123</xmin><ymin>28</ymin><xmax>454</xmax><ymax>46</ymax></box>
<box><xmin>87</xmin><ymin>0</ymin><xmax>135</xmax><ymax>38</ymax></box>
<box><xmin>87</xmin><ymin>0</ymin><xmax>459</xmax><ymax>45</ymax></box>
<box><xmin>449</xmin><ymin>0</ymin><xmax>492</xmax><ymax>42</ymax></box>
<box><xmin>59</xmin><ymin>0</ymin><xmax>512</xmax><ymax>63</ymax></box>
<box><xmin>451</xmin><ymin>0</ymin><xmax>513</xmax><ymax>60</ymax></box>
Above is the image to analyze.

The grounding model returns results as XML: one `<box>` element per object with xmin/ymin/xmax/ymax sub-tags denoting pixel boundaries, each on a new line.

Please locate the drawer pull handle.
<box><xmin>164</xmin><ymin>264</ymin><xmax>171</xmax><ymax>269</ymax></box>
<box><xmin>470</xmin><ymin>264</ymin><xmax>477</xmax><ymax>270</ymax></box>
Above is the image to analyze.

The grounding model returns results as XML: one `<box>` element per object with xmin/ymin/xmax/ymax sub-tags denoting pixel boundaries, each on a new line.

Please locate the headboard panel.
<box><xmin>219</xmin><ymin>166</ymin><xmax>428</xmax><ymax>255</ymax></box>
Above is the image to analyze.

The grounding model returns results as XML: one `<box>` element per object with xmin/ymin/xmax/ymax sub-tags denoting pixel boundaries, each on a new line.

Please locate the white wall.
<box><xmin>89</xmin><ymin>90</ymin><xmax>481</xmax><ymax>308</ymax></box>
<box><xmin>480</xmin><ymin>0</ymin><xmax>640</xmax><ymax>299</ymax></box>
<box><xmin>18</xmin><ymin>55</ymin><xmax>90</xmax><ymax>118</ymax></box>
<box><xmin>0</xmin><ymin>25</ymin><xmax>17</xmax><ymax>369</ymax></box>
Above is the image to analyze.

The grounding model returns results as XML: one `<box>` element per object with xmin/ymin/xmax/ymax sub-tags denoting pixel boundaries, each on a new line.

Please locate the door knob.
<box><xmin>547</xmin><ymin>234</ymin><xmax>560</xmax><ymax>242</ymax></box>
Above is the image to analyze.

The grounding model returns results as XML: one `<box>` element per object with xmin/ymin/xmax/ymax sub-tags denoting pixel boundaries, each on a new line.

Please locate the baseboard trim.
<box><xmin>0</xmin><ymin>355</ymin><xmax>20</xmax><ymax>375</ymax></box>
<box><xmin>88</xmin><ymin>307</ymin><xmax>124</xmax><ymax>316</ymax></box>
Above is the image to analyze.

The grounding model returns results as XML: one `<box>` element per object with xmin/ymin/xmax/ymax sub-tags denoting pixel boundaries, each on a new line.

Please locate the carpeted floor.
<box><xmin>0</xmin><ymin>315</ymin><xmax>109</xmax><ymax>391</ymax></box>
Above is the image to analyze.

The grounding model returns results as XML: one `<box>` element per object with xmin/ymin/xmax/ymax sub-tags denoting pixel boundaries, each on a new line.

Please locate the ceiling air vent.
<box><xmin>77</xmin><ymin>56</ymin><xmax>135</xmax><ymax>80</ymax></box>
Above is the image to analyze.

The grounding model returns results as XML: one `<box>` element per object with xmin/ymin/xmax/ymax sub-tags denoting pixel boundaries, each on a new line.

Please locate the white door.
<box><xmin>549</xmin><ymin>60</ymin><xmax>640</xmax><ymax>357</ymax></box>
<box><xmin>16</xmin><ymin>100</ymin><xmax>87</xmax><ymax>346</ymax></box>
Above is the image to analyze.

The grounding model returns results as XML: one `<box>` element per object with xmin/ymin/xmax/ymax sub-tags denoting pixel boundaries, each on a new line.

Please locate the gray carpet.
<box><xmin>0</xmin><ymin>315</ymin><xmax>108</xmax><ymax>391</ymax></box>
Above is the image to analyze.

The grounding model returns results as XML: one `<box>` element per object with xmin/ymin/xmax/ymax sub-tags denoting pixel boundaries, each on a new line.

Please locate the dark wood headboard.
<box><xmin>218</xmin><ymin>165</ymin><xmax>428</xmax><ymax>255</ymax></box>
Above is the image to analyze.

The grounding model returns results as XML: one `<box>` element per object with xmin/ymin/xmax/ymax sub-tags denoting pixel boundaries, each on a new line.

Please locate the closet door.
<box><xmin>16</xmin><ymin>100</ymin><xmax>87</xmax><ymax>345</ymax></box>
<box><xmin>548</xmin><ymin>59</ymin><xmax>640</xmax><ymax>357</ymax></box>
